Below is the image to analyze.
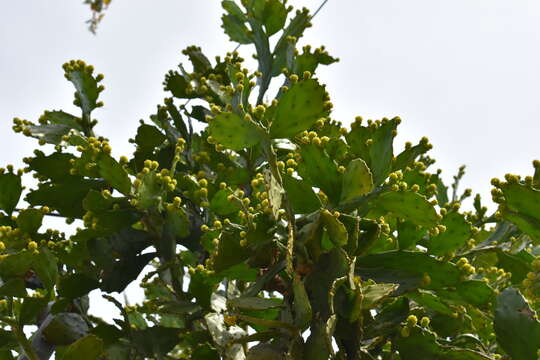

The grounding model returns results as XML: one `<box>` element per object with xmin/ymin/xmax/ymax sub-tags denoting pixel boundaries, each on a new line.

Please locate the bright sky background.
<box><xmin>1</xmin><ymin>0</ymin><xmax>540</xmax><ymax>319</ymax></box>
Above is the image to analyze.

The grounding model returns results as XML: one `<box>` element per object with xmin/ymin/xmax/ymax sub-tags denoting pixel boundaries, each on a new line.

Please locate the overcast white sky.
<box><xmin>1</xmin><ymin>0</ymin><xmax>540</xmax><ymax>318</ymax></box>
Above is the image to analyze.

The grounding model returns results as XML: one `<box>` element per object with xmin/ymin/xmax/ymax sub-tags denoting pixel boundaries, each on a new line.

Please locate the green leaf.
<box><xmin>0</xmin><ymin>172</ymin><xmax>22</xmax><ymax>214</ymax></box>
<box><xmin>408</xmin><ymin>290</ymin><xmax>455</xmax><ymax>316</ymax></box>
<box><xmin>437</xmin><ymin>280</ymin><xmax>495</xmax><ymax>307</ymax></box>
<box><xmin>356</xmin><ymin>251</ymin><xmax>461</xmax><ymax>291</ymax></box>
<box><xmin>42</xmin><ymin>312</ymin><xmax>89</xmax><ymax>346</ymax></box>
<box><xmin>292</xmin><ymin>275</ymin><xmax>312</xmax><ymax>330</ymax></box>
<box><xmin>371</xmin><ymin>191</ymin><xmax>439</xmax><ymax>228</ymax></box>
<box><xmin>498</xmin><ymin>183</ymin><xmax>540</xmax><ymax>243</ymax></box>
<box><xmin>282</xmin><ymin>175</ymin><xmax>321</xmax><ymax>214</ymax></box>
<box><xmin>163</xmin><ymin>72</ymin><xmax>195</xmax><ymax>99</ymax></box>
<box><xmin>98</xmin><ymin>155</ymin><xmax>131</xmax><ymax>195</ymax></box>
<box><xmin>26</xmin><ymin>179</ymin><xmax>104</xmax><ymax>218</ymax></box>
<box><xmin>33</xmin><ymin>247</ymin><xmax>58</xmax><ymax>290</ymax></box>
<box><xmin>57</xmin><ymin>335</ymin><xmax>104</xmax><ymax>360</ymax></box>
<box><xmin>361</xmin><ymin>283</ymin><xmax>398</xmax><ymax>309</ymax></box>
<box><xmin>298</xmin><ymin>144</ymin><xmax>341</xmax><ymax>203</ymax></box>
<box><xmin>0</xmin><ymin>278</ymin><xmax>27</xmax><ymax>297</ymax></box>
<box><xmin>210</xmin><ymin>189</ymin><xmax>241</xmax><ymax>215</ymax></box>
<box><xmin>393</xmin><ymin>140</ymin><xmax>432</xmax><ymax>172</ymax></box>
<box><xmin>26</xmin><ymin>152</ymin><xmax>78</xmax><ymax>182</ymax></box>
<box><xmin>222</xmin><ymin>14</ymin><xmax>253</xmax><ymax>44</ymax></box>
<box><xmin>293</xmin><ymin>48</ymin><xmax>339</xmax><ymax>76</ymax></box>
<box><xmin>369</xmin><ymin>118</ymin><xmax>399</xmax><ymax>185</ymax></box>
<box><xmin>64</xmin><ymin>62</ymin><xmax>101</xmax><ymax>117</ymax></box>
<box><xmin>208</xmin><ymin>112</ymin><xmax>265</xmax><ymax>151</ymax></box>
<box><xmin>135</xmin><ymin>124</ymin><xmax>166</xmax><ymax>151</ymax></box>
<box><xmin>19</xmin><ymin>296</ymin><xmax>49</xmax><ymax>325</ymax></box>
<box><xmin>269</xmin><ymin>79</ymin><xmax>327</xmax><ymax>139</ymax></box>
<box><xmin>321</xmin><ymin>210</ymin><xmax>348</xmax><ymax>247</ymax></box>
<box><xmin>340</xmin><ymin>158</ymin><xmax>373</xmax><ymax>203</ymax></box>
<box><xmin>428</xmin><ymin>212</ymin><xmax>472</xmax><ymax>255</ymax></box>
<box><xmin>218</xmin><ymin>262</ymin><xmax>258</xmax><ymax>282</ymax></box>
<box><xmin>0</xmin><ymin>251</ymin><xmax>34</xmax><ymax>278</ymax></box>
<box><xmin>16</xmin><ymin>208</ymin><xmax>44</xmax><ymax>234</ymax></box>
<box><xmin>132</xmin><ymin>327</ymin><xmax>181</xmax><ymax>358</ymax></box>
<box><xmin>398</xmin><ymin>220</ymin><xmax>425</xmax><ymax>250</ymax></box>
<box><xmin>260</xmin><ymin>0</ymin><xmax>287</xmax><ymax>36</ymax></box>
<box><xmin>272</xmin><ymin>9</ymin><xmax>311</xmax><ymax>76</ymax></box>
<box><xmin>228</xmin><ymin>297</ymin><xmax>282</xmax><ymax>311</ymax></box>
<box><xmin>494</xmin><ymin>288</ymin><xmax>540</xmax><ymax>360</ymax></box>
<box><xmin>211</xmin><ymin>231</ymin><xmax>250</xmax><ymax>273</ymax></box>
<box><xmin>100</xmin><ymin>252</ymin><xmax>155</xmax><ymax>293</ymax></box>
<box><xmin>58</xmin><ymin>273</ymin><xmax>100</xmax><ymax>299</ymax></box>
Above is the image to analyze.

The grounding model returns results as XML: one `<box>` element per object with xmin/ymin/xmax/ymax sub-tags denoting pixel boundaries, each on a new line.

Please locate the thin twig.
<box><xmin>312</xmin><ymin>0</ymin><xmax>330</xmax><ymax>19</ymax></box>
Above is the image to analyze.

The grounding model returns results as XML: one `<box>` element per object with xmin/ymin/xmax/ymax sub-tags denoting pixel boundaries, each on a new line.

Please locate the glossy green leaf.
<box><xmin>361</xmin><ymin>283</ymin><xmax>398</xmax><ymax>309</ymax></box>
<box><xmin>0</xmin><ymin>172</ymin><xmax>22</xmax><ymax>214</ymax></box>
<box><xmin>340</xmin><ymin>158</ymin><xmax>373</xmax><ymax>203</ymax></box>
<box><xmin>208</xmin><ymin>112</ymin><xmax>265</xmax><ymax>151</ymax></box>
<box><xmin>494</xmin><ymin>288</ymin><xmax>540</xmax><ymax>360</ymax></box>
<box><xmin>269</xmin><ymin>79</ymin><xmax>327</xmax><ymax>139</ymax></box>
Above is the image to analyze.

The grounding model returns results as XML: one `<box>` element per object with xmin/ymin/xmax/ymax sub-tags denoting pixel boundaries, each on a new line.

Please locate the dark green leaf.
<box><xmin>16</xmin><ymin>208</ymin><xmax>44</xmax><ymax>234</ymax></box>
<box><xmin>0</xmin><ymin>172</ymin><xmax>22</xmax><ymax>214</ymax></box>
<box><xmin>56</xmin><ymin>335</ymin><xmax>104</xmax><ymax>360</ymax></box>
<box><xmin>494</xmin><ymin>288</ymin><xmax>540</xmax><ymax>360</ymax></box>
<box><xmin>98</xmin><ymin>155</ymin><xmax>131</xmax><ymax>195</ymax></box>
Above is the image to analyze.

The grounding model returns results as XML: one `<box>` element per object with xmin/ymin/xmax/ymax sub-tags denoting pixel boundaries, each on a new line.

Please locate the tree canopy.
<box><xmin>1</xmin><ymin>1</ymin><xmax>540</xmax><ymax>359</ymax></box>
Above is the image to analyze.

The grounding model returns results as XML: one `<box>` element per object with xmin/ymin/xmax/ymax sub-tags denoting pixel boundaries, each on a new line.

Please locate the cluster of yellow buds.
<box><xmin>400</xmin><ymin>314</ymin><xmax>424</xmax><ymax>337</ymax></box>
<box><xmin>522</xmin><ymin>257</ymin><xmax>540</xmax><ymax>300</ymax></box>
<box><xmin>62</xmin><ymin>60</ymin><xmax>105</xmax><ymax>108</ymax></box>
<box><xmin>298</xmin><ymin>130</ymin><xmax>330</xmax><ymax>147</ymax></box>
<box><xmin>456</xmin><ymin>257</ymin><xmax>476</xmax><ymax>278</ymax></box>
